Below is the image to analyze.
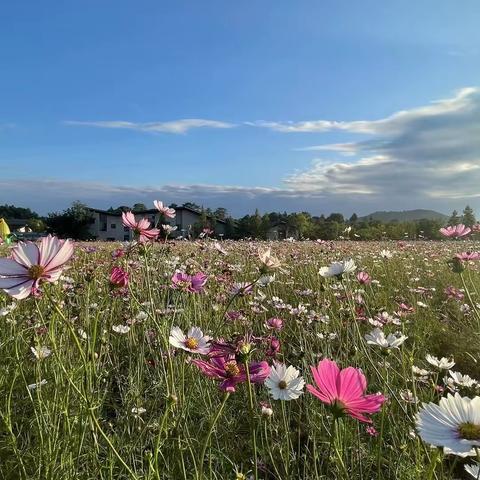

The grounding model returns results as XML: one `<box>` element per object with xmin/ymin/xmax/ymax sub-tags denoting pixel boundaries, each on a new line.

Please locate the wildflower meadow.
<box><xmin>1</xmin><ymin>208</ymin><xmax>480</xmax><ymax>479</ymax></box>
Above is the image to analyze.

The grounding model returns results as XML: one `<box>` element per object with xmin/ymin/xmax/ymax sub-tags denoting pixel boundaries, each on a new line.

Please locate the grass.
<box><xmin>0</xmin><ymin>239</ymin><xmax>479</xmax><ymax>479</ymax></box>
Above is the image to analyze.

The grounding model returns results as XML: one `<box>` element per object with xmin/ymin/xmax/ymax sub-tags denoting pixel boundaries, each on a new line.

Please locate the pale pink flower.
<box><xmin>356</xmin><ymin>271</ymin><xmax>371</xmax><ymax>285</ymax></box>
<box><xmin>307</xmin><ymin>358</ymin><xmax>385</xmax><ymax>423</ymax></box>
<box><xmin>153</xmin><ymin>200</ymin><xmax>176</xmax><ymax>219</ymax></box>
<box><xmin>439</xmin><ymin>224</ymin><xmax>471</xmax><ymax>238</ymax></box>
<box><xmin>455</xmin><ymin>251</ymin><xmax>480</xmax><ymax>261</ymax></box>
<box><xmin>0</xmin><ymin>235</ymin><xmax>74</xmax><ymax>299</ymax></box>
<box><xmin>264</xmin><ymin>317</ymin><xmax>284</xmax><ymax>331</ymax></box>
<box><xmin>121</xmin><ymin>211</ymin><xmax>160</xmax><ymax>243</ymax></box>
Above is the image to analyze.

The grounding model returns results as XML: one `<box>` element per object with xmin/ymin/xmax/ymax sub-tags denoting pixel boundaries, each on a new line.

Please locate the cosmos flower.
<box><xmin>0</xmin><ymin>235</ymin><xmax>74</xmax><ymax>299</ymax></box>
<box><xmin>465</xmin><ymin>462</ymin><xmax>480</xmax><ymax>479</ymax></box>
<box><xmin>444</xmin><ymin>371</ymin><xmax>478</xmax><ymax>390</ymax></box>
<box><xmin>31</xmin><ymin>346</ymin><xmax>52</xmax><ymax>360</ymax></box>
<box><xmin>265</xmin><ymin>362</ymin><xmax>305</xmax><ymax>400</ymax></box>
<box><xmin>439</xmin><ymin>224</ymin><xmax>471</xmax><ymax>238</ymax></box>
<box><xmin>121</xmin><ymin>211</ymin><xmax>160</xmax><ymax>243</ymax></box>
<box><xmin>110</xmin><ymin>266</ymin><xmax>129</xmax><ymax>288</ymax></box>
<box><xmin>307</xmin><ymin>358</ymin><xmax>385</xmax><ymax>423</ymax></box>
<box><xmin>455</xmin><ymin>251</ymin><xmax>480</xmax><ymax>261</ymax></box>
<box><xmin>426</xmin><ymin>354</ymin><xmax>455</xmax><ymax>370</ymax></box>
<box><xmin>153</xmin><ymin>200</ymin><xmax>176</xmax><ymax>219</ymax></box>
<box><xmin>171</xmin><ymin>272</ymin><xmax>208</xmax><ymax>293</ymax></box>
<box><xmin>169</xmin><ymin>326</ymin><xmax>211</xmax><ymax>354</ymax></box>
<box><xmin>319</xmin><ymin>259</ymin><xmax>356</xmax><ymax>278</ymax></box>
<box><xmin>365</xmin><ymin>328</ymin><xmax>408</xmax><ymax>349</ymax></box>
<box><xmin>192</xmin><ymin>355</ymin><xmax>270</xmax><ymax>392</ymax></box>
<box><xmin>416</xmin><ymin>393</ymin><xmax>480</xmax><ymax>457</ymax></box>
<box><xmin>258</xmin><ymin>248</ymin><xmax>281</xmax><ymax>270</ymax></box>
<box><xmin>357</xmin><ymin>271</ymin><xmax>371</xmax><ymax>285</ymax></box>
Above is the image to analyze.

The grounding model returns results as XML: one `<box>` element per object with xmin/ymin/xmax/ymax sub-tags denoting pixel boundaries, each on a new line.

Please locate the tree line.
<box><xmin>0</xmin><ymin>203</ymin><xmax>477</xmax><ymax>241</ymax></box>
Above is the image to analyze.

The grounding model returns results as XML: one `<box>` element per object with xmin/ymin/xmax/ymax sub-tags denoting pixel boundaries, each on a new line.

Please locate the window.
<box><xmin>101</xmin><ymin>223</ymin><xmax>107</xmax><ymax>232</ymax></box>
<box><xmin>124</xmin><ymin>234</ymin><xmax>130</xmax><ymax>241</ymax></box>
<box><xmin>124</xmin><ymin>226</ymin><xmax>129</xmax><ymax>232</ymax></box>
<box><xmin>111</xmin><ymin>223</ymin><xmax>116</xmax><ymax>229</ymax></box>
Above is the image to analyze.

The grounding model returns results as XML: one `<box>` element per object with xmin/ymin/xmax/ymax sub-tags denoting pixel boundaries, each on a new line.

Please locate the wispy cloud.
<box><xmin>249</xmin><ymin>87</ymin><xmax>477</xmax><ymax>134</ymax></box>
<box><xmin>64</xmin><ymin>118</ymin><xmax>236</xmax><ymax>134</ymax></box>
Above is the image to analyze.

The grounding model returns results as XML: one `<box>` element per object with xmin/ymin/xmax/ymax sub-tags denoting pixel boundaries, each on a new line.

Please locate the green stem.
<box><xmin>198</xmin><ymin>392</ymin><xmax>230</xmax><ymax>479</ymax></box>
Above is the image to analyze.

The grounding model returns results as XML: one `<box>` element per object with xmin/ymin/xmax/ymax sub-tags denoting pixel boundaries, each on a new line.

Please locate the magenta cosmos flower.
<box><xmin>192</xmin><ymin>355</ymin><xmax>270</xmax><ymax>392</ymax></box>
<box><xmin>110</xmin><ymin>266</ymin><xmax>129</xmax><ymax>288</ymax></box>
<box><xmin>153</xmin><ymin>200</ymin><xmax>176</xmax><ymax>219</ymax></box>
<box><xmin>0</xmin><ymin>235</ymin><xmax>74</xmax><ymax>299</ymax></box>
<box><xmin>307</xmin><ymin>358</ymin><xmax>385</xmax><ymax>423</ymax></box>
<box><xmin>439</xmin><ymin>224</ymin><xmax>471</xmax><ymax>238</ymax></box>
<box><xmin>171</xmin><ymin>272</ymin><xmax>207</xmax><ymax>293</ymax></box>
<box><xmin>122</xmin><ymin>211</ymin><xmax>160</xmax><ymax>243</ymax></box>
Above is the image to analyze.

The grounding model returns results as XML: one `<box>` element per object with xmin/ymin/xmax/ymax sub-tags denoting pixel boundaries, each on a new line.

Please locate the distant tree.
<box><xmin>26</xmin><ymin>218</ymin><xmax>46</xmax><ymax>232</ymax></box>
<box><xmin>46</xmin><ymin>201</ymin><xmax>94</xmax><ymax>239</ymax></box>
<box><xmin>462</xmin><ymin>205</ymin><xmax>476</xmax><ymax>227</ymax></box>
<box><xmin>447</xmin><ymin>210</ymin><xmax>461</xmax><ymax>226</ymax></box>
<box><xmin>349</xmin><ymin>213</ymin><xmax>358</xmax><ymax>223</ymax></box>
<box><xmin>214</xmin><ymin>207</ymin><xmax>228</xmax><ymax>220</ymax></box>
<box><xmin>0</xmin><ymin>204</ymin><xmax>39</xmax><ymax>219</ymax></box>
<box><xmin>327</xmin><ymin>213</ymin><xmax>345</xmax><ymax>224</ymax></box>
<box><xmin>132</xmin><ymin>203</ymin><xmax>147</xmax><ymax>212</ymax></box>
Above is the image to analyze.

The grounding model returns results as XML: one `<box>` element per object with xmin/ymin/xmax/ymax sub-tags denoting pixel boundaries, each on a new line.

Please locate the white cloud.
<box><xmin>65</xmin><ymin>118</ymin><xmax>236</xmax><ymax>134</ymax></box>
<box><xmin>280</xmin><ymin>87</ymin><xmax>480</xmax><ymax>202</ymax></box>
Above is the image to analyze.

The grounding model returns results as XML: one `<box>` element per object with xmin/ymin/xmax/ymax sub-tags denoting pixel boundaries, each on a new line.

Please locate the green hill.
<box><xmin>359</xmin><ymin>209</ymin><xmax>448</xmax><ymax>223</ymax></box>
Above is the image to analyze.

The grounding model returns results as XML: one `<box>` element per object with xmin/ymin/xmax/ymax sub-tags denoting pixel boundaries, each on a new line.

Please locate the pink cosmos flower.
<box><xmin>455</xmin><ymin>251</ymin><xmax>480</xmax><ymax>261</ymax></box>
<box><xmin>444</xmin><ymin>285</ymin><xmax>464</xmax><ymax>301</ymax></box>
<box><xmin>171</xmin><ymin>272</ymin><xmax>207</xmax><ymax>293</ymax></box>
<box><xmin>439</xmin><ymin>224</ymin><xmax>471</xmax><ymax>238</ymax></box>
<box><xmin>307</xmin><ymin>358</ymin><xmax>385</xmax><ymax>423</ymax></box>
<box><xmin>264</xmin><ymin>317</ymin><xmax>284</xmax><ymax>331</ymax></box>
<box><xmin>192</xmin><ymin>355</ymin><xmax>270</xmax><ymax>392</ymax></box>
<box><xmin>356</xmin><ymin>271</ymin><xmax>371</xmax><ymax>285</ymax></box>
<box><xmin>110</xmin><ymin>266</ymin><xmax>129</xmax><ymax>288</ymax></box>
<box><xmin>121</xmin><ymin>211</ymin><xmax>160</xmax><ymax>243</ymax></box>
<box><xmin>153</xmin><ymin>200</ymin><xmax>176</xmax><ymax>219</ymax></box>
<box><xmin>0</xmin><ymin>235</ymin><xmax>74</xmax><ymax>299</ymax></box>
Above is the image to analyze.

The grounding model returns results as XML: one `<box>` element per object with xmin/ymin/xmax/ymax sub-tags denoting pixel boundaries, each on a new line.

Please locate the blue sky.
<box><xmin>1</xmin><ymin>1</ymin><xmax>479</xmax><ymax>216</ymax></box>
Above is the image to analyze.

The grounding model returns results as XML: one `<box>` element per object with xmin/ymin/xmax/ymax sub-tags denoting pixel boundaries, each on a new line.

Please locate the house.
<box><xmin>87</xmin><ymin>206</ymin><xmax>226</xmax><ymax>241</ymax></box>
<box><xmin>266</xmin><ymin>221</ymin><xmax>299</xmax><ymax>241</ymax></box>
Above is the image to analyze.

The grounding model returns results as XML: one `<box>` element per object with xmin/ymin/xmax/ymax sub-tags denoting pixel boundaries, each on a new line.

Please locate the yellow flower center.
<box><xmin>458</xmin><ymin>422</ymin><xmax>480</xmax><ymax>441</ymax></box>
<box><xmin>224</xmin><ymin>361</ymin><xmax>240</xmax><ymax>377</ymax></box>
<box><xmin>28</xmin><ymin>265</ymin><xmax>45</xmax><ymax>280</ymax></box>
<box><xmin>278</xmin><ymin>380</ymin><xmax>288</xmax><ymax>390</ymax></box>
<box><xmin>184</xmin><ymin>337</ymin><xmax>199</xmax><ymax>350</ymax></box>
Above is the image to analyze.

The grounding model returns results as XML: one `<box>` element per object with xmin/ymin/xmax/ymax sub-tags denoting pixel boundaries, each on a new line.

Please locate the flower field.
<box><xmin>1</xmin><ymin>236</ymin><xmax>480</xmax><ymax>479</ymax></box>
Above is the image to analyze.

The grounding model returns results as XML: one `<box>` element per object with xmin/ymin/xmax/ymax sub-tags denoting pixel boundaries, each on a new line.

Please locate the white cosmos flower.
<box><xmin>319</xmin><ymin>259</ymin><xmax>357</xmax><ymax>278</ymax></box>
<box><xmin>365</xmin><ymin>328</ymin><xmax>408</xmax><ymax>349</ymax></box>
<box><xmin>112</xmin><ymin>324</ymin><xmax>130</xmax><ymax>334</ymax></box>
<box><xmin>265</xmin><ymin>362</ymin><xmax>305</xmax><ymax>401</ymax></box>
<box><xmin>169</xmin><ymin>326</ymin><xmax>211</xmax><ymax>354</ymax></box>
<box><xmin>426</xmin><ymin>354</ymin><xmax>455</xmax><ymax>370</ymax></box>
<box><xmin>379</xmin><ymin>249</ymin><xmax>393</xmax><ymax>259</ymax></box>
<box><xmin>31</xmin><ymin>346</ymin><xmax>52</xmax><ymax>360</ymax></box>
<box><xmin>28</xmin><ymin>379</ymin><xmax>47</xmax><ymax>391</ymax></box>
<box><xmin>444</xmin><ymin>371</ymin><xmax>478</xmax><ymax>390</ymax></box>
<box><xmin>416</xmin><ymin>393</ymin><xmax>480</xmax><ymax>457</ymax></box>
<box><xmin>465</xmin><ymin>462</ymin><xmax>480</xmax><ymax>479</ymax></box>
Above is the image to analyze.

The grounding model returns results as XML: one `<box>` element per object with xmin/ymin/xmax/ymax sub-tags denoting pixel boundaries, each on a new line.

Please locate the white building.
<box><xmin>87</xmin><ymin>207</ymin><xmax>226</xmax><ymax>241</ymax></box>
